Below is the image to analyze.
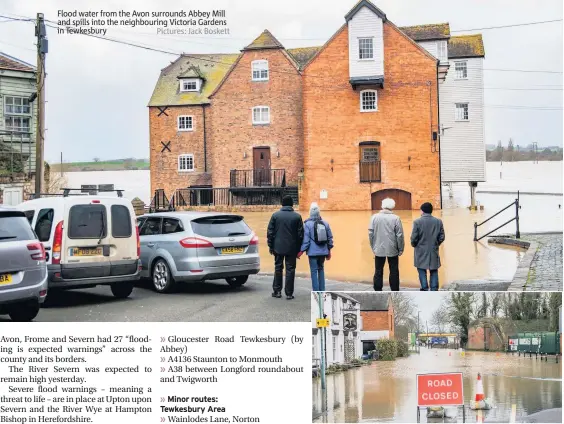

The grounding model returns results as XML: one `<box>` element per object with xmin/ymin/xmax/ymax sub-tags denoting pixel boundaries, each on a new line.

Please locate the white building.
<box><xmin>311</xmin><ymin>292</ymin><xmax>363</xmax><ymax>366</ymax></box>
<box><xmin>401</xmin><ymin>24</ymin><xmax>486</xmax><ymax>198</ymax></box>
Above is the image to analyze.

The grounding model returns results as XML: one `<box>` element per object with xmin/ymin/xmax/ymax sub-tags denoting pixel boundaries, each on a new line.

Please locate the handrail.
<box><xmin>474</xmin><ymin>191</ymin><xmax>520</xmax><ymax>241</ymax></box>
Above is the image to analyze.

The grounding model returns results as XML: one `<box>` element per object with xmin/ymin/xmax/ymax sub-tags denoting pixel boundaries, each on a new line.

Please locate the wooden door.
<box><xmin>253</xmin><ymin>147</ymin><xmax>271</xmax><ymax>186</ymax></box>
<box><xmin>371</xmin><ymin>189</ymin><xmax>412</xmax><ymax>210</ymax></box>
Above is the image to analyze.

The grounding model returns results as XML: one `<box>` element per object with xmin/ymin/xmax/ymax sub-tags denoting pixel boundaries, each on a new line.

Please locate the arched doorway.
<box><xmin>371</xmin><ymin>189</ymin><xmax>412</xmax><ymax>210</ymax></box>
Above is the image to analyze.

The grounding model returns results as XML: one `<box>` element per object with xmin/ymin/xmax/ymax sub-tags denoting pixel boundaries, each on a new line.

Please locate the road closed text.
<box><xmin>417</xmin><ymin>373</ymin><xmax>464</xmax><ymax>407</ymax></box>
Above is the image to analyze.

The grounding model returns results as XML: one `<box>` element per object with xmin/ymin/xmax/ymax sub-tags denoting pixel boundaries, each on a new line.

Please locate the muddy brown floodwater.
<box><xmin>312</xmin><ymin>348</ymin><xmax>562</xmax><ymax>423</ymax></box>
<box><xmin>242</xmin><ymin>209</ymin><xmax>526</xmax><ymax>288</ymax></box>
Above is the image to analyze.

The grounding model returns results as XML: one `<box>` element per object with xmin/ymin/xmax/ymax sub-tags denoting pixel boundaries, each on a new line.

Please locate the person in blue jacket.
<box><xmin>298</xmin><ymin>202</ymin><xmax>334</xmax><ymax>291</ymax></box>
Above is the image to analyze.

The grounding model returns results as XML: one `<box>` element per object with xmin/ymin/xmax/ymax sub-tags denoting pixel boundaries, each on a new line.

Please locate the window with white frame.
<box><xmin>251</xmin><ymin>60</ymin><xmax>269</xmax><ymax>81</ymax></box>
<box><xmin>312</xmin><ymin>336</ymin><xmax>315</xmax><ymax>358</ymax></box>
<box><xmin>252</xmin><ymin>106</ymin><xmax>270</xmax><ymax>124</ymax></box>
<box><xmin>331</xmin><ymin>298</ymin><xmax>339</xmax><ymax>324</ymax></box>
<box><xmin>332</xmin><ymin>336</ymin><xmax>337</xmax><ymax>361</ymax></box>
<box><xmin>455</xmin><ymin>103</ymin><xmax>469</xmax><ymax>121</ymax></box>
<box><xmin>178</xmin><ymin>154</ymin><xmax>195</xmax><ymax>172</ymax></box>
<box><xmin>4</xmin><ymin>96</ymin><xmax>31</xmax><ymax>138</ymax></box>
<box><xmin>455</xmin><ymin>61</ymin><xmax>468</xmax><ymax>79</ymax></box>
<box><xmin>179</xmin><ymin>79</ymin><xmax>200</xmax><ymax>92</ymax></box>
<box><xmin>358</xmin><ymin>38</ymin><xmax>374</xmax><ymax>60</ymax></box>
<box><xmin>360</xmin><ymin>90</ymin><xmax>378</xmax><ymax>112</ymax></box>
<box><xmin>437</xmin><ymin>41</ymin><xmax>448</xmax><ymax>62</ymax></box>
<box><xmin>178</xmin><ymin>115</ymin><xmax>194</xmax><ymax>131</ymax></box>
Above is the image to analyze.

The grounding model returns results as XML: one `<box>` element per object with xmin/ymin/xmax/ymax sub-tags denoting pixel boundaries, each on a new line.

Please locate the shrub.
<box><xmin>396</xmin><ymin>341</ymin><xmax>410</xmax><ymax>358</ymax></box>
<box><xmin>376</xmin><ymin>339</ymin><xmax>397</xmax><ymax>361</ymax></box>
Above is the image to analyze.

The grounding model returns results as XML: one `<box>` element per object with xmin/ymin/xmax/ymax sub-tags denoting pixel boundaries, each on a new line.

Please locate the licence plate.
<box><xmin>70</xmin><ymin>247</ymin><xmax>103</xmax><ymax>256</ymax></box>
<box><xmin>0</xmin><ymin>274</ymin><xmax>13</xmax><ymax>285</ymax></box>
<box><xmin>220</xmin><ymin>247</ymin><xmax>245</xmax><ymax>255</ymax></box>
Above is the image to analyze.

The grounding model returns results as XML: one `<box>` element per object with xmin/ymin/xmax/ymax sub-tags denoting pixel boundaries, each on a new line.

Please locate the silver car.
<box><xmin>0</xmin><ymin>206</ymin><xmax>48</xmax><ymax>321</ymax></box>
<box><xmin>137</xmin><ymin>212</ymin><xmax>260</xmax><ymax>293</ymax></box>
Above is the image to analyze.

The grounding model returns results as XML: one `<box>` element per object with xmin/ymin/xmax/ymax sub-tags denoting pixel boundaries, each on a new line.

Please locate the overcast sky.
<box><xmin>1</xmin><ymin>0</ymin><xmax>562</xmax><ymax>163</ymax></box>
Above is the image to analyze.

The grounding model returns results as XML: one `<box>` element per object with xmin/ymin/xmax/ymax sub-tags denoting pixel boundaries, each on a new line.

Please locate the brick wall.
<box><xmin>302</xmin><ymin>24</ymin><xmax>441</xmax><ymax>210</ymax></box>
<box><xmin>361</xmin><ymin>310</ymin><xmax>394</xmax><ymax>338</ymax></box>
<box><xmin>207</xmin><ymin>49</ymin><xmax>303</xmax><ymax>188</ymax></box>
<box><xmin>149</xmin><ymin>105</ymin><xmax>207</xmax><ymax>198</ymax></box>
<box><xmin>468</xmin><ymin>326</ymin><xmax>504</xmax><ymax>351</ymax></box>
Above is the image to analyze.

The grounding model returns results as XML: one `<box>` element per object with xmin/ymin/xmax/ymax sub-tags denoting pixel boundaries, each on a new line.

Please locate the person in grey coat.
<box><xmin>410</xmin><ymin>202</ymin><xmax>445</xmax><ymax>291</ymax></box>
<box><xmin>368</xmin><ymin>198</ymin><xmax>405</xmax><ymax>291</ymax></box>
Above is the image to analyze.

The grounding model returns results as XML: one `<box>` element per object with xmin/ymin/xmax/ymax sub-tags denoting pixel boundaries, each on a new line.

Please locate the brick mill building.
<box><xmin>148</xmin><ymin>0</ymin><xmax>485</xmax><ymax>211</ymax></box>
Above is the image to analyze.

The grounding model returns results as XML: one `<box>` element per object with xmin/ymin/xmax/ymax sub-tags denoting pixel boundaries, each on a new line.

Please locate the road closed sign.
<box><xmin>416</xmin><ymin>373</ymin><xmax>464</xmax><ymax>407</ymax></box>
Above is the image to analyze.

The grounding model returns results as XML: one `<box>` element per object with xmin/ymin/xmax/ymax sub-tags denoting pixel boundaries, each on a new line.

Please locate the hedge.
<box><xmin>376</xmin><ymin>339</ymin><xmax>398</xmax><ymax>361</ymax></box>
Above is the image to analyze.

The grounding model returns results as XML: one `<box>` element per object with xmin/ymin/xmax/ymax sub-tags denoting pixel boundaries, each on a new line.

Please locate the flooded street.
<box><xmin>63</xmin><ymin>162</ymin><xmax>562</xmax><ymax>287</ymax></box>
<box><xmin>312</xmin><ymin>348</ymin><xmax>562</xmax><ymax>423</ymax></box>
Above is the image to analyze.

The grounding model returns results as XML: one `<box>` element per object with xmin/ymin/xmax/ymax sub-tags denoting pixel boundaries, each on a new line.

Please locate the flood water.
<box><xmin>64</xmin><ymin>162</ymin><xmax>562</xmax><ymax>287</ymax></box>
<box><xmin>312</xmin><ymin>348</ymin><xmax>562</xmax><ymax>423</ymax></box>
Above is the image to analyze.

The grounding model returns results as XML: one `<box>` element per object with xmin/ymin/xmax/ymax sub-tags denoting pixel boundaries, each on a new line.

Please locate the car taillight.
<box><xmin>136</xmin><ymin>226</ymin><xmax>140</xmax><ymax>257</ymax></box>
<box><xmin>27</xmin><ymin>242</ymin><xmax>46</xmax><ymax>261</ymax></box>
<box><xmin>179</xmin><ymin>237</ymin><xmax>214</xmax><ymax>248</ymax></box>
<box><xmin>250</xmin><ymin>233</ymin><xmax>259</xmax><ymax>245</ymax></box>
<box><xmin>52</xmin><ymin>220</ymin><xmax>64</xmax><ymax>264</ymax></box>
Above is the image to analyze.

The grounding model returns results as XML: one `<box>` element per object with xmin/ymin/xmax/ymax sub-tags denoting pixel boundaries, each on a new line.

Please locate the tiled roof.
<box><xmin>243</xmin><ymin>29</ymin><xmax>284</xmax><ymax>50</ymax></box>
<box><xmin>400</xmin><ymin>23</ymin><xmax>451</xmax><ymax>41</ymax></box>
<box><xmin>345</xmin><ymin>0</ymin><xmax>387</xmax><ymax>22</ymax></box>
<box><xmin>177</xmin><ymin>65</ymin><xmax>205</xmax><ymax>79</ymax></box>
<box><xmin>348</xmin><ymin>293</ymin><xmax>390</xmax><ymax>311</ymax></box>
<box><xmin>148</xmin><ymin>54</ymin><xmax>239</xmax><ymax>107</ymax></box>
<box><xmin>0</xmin><ymin>52</ymin><xmax>35</xmax><ymax>72</ymax></box>
<box><xmin>448</xmin><ymin>34</ymin><xmax>485</xmax><ymax>58</ymax></box>
<box><xmin>287</xmin><ymin>46</ymin><xmax>321</xmax><ymax>70</ymax></box>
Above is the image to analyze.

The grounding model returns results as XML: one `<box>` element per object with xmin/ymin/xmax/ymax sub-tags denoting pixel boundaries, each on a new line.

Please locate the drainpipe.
<box><xmin>202</xmin><ymin>104</ymin><xmax>207</xmax><ymax>173</ymax></box>
<box><xmin>436</xmin><ymin>60</ymin><xmax>443</xmax><ymax>209</ymax></box>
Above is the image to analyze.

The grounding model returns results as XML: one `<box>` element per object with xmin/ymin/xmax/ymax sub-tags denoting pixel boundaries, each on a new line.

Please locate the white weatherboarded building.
<box><xmin>401</xmin><ymin>25</ymin><xmax>486</xmax><ymax>187</ymax></box>
<box><xmin>311</xmin><ymin>292</ymin><xmax>363</xmax><ymax>367</ymax></box>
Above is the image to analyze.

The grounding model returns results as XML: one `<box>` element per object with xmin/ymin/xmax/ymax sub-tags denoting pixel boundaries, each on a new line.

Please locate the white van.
<box><xmin>18</xmin><ymin>193</ymin><xmax>140</xmax><ymax>298</ymax></box>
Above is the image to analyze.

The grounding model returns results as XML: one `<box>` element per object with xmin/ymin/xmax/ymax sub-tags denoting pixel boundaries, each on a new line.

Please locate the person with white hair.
<box><xmin>368</xmin><ymin>197</ymin><xmax>405</xmax><ymax>291</ymax></box>
<box><xmin>298</xmin><ymin>202</ymin><xmax>334</xmax><ymax>291</ymax></box>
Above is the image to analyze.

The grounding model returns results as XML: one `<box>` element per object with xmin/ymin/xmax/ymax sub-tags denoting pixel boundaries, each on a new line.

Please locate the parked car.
<box><xmin>0</xmin><ymin>205</ymin><xmax>48</xmax><ymax>321</ymax></box>
<box><xmin>18</xmin><ymin>194</ymin><xmax>140</xmax><ymax>298</ymax></box>
<box><xmin>137</xmin><ymin>212</ymin><xmax>260</xmax><ymax>293</ymax></box>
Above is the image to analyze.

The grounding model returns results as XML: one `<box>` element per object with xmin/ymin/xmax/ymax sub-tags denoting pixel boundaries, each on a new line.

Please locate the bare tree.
<box><xmin>390</xmin><ymin>293</ymin><xmax>417</xmax><ymax>330</ymax></box>
<box><xmin>45</xmin><ymin>170</ymin><xmax>68</xmax><ymax>194</ymax></box>
<box><xmin>93</xmin><ymin>157</ymin><xmax>100</xmax><ymax>163</ymax></box>
<box><xmin>431</xmin><ymin>302</ymin><xmax>450</xmax><ymax>333</ymax></box>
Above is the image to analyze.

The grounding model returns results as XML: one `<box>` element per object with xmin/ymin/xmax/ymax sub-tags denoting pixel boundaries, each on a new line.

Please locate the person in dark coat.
<box><xmin>267</xmin><ymin>195</ymin><xmax>304</xmax><ymax>299</ymax></box>
<box><xmin>410</xmin><ymin>202</ymin><xmax>445</xmax><ymax>291</ymax></box>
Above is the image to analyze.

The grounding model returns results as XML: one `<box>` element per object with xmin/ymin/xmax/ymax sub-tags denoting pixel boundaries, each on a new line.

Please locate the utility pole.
<box><xmin>417</xmin><ymin>311</ymin><xmax>420</xmax><ymax>353</ymax></box>
<box><xmin>532</xmin><ymin>142</ymin><xmax>538</xmax><ymax>164</ymax></box>
<box><xmin>34</xmin><ymin>13</ymin><xmax>48</xmax><ymax>197</ymax></box>
<box><xmin>60</xmin><ymin>152</ymin><xmax>63</xmax><ymax>177</ymax></box>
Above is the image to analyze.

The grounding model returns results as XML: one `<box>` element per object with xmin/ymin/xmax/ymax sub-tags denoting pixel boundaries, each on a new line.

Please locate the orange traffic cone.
<box><xmin>475</xmin><ymin>373</ymin><xmax>485</xmax><ymax>402</ymax></box>
<box><xmin>470</xmin><ymin>373</ymin><xmax>492</xmax><ymax>410</ymax></box>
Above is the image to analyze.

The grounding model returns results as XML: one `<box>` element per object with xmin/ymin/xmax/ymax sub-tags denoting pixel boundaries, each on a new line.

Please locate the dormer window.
<box><xmin>252</xmin><ymin>60</ymin><xmax>269</xmax><ymax>81</ymax></box>
<box><xmin>180</xmin><ymin>78</ymin><xmax>201</xmax><ymax>92</ymax></box>
<box><xmin>360</xmin><ymin>90</ymin><xmax>378</xmax><ymax>112</ymax></box>
<box><xmin>359</xmin><ymin>38</ymin><xmax>374</xmax><ymax>60</ymax></box>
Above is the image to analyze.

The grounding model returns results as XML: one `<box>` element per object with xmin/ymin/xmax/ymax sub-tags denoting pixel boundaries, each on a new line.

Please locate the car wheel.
<box><xmin>9</xmin><ymin>301</ymin><xmax>40</xmax><ymax>322</ymax></box>
<box><xmin>226</xmin><ymin>275</ymin><xmax>249</xmax><ymax>287</ymax></box>
<box><xmin>152</xmin><ymin>259</ymin><xmax>175</xmax><ymax>293</ymax></box>
<box><xmin>110</xmin><ymin>282</ymin><xmax>134</xmax><ymax>299</ymax></box>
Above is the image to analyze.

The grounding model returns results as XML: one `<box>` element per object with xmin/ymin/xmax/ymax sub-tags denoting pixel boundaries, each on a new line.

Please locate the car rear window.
<box><xmin>111</xmin><ymin>205</ymin><xmax>132</xmax><ymax>238</ymax></box>
<box><xmin>190</xmin><ymin>215</ymin><xmax>251</xmax><ymax>238</ymax></box>
<box><xmin>68</xmin><ymin>204</ymin><xmax>107</xmax><ymax>239</ymax></box>
<box><xmin>35</xmin><ymin>208</ymin><xmax>54</xmax><ymax>242</ymax></box>
<box><xmin>0</xmin><ymin>212</ymin><xmax>37</xmax><ymax>242</ymax></box>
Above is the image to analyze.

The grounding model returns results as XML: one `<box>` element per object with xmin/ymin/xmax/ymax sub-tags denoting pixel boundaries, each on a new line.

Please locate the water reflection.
<box><xmin>312</xmin><ymin>348</ymin><xmax>562</xmax><ymax>423</ymax></box>
<box><xmin>243</xmin><ymin>209</ymin><xmax>525</xmax><ymax>288</ymax></box>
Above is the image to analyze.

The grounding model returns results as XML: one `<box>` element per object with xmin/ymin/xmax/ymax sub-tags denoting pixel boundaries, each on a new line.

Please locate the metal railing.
<box><xmin>149</xmin><ymin>189</ymin><xmax>171</xmax><ymax>212</ymax></box>
<box><xmin>359</xmin><ymin>161</ymin><xmax>381</xmax><ymax>182</ymax></box>
<box><xmin>229</xmin><ymin>169</ymin><xmax>286</xmax><ymax>188</ymax></box>
<box><xmin>172</xmin><ymin>187</ymin><xmax>297</xmax><ymax>208</ymax></box>
<box><xmin>474</xmin><ymin>191</ymin><xmax>520</xmax><ymax>241</ymax></box>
